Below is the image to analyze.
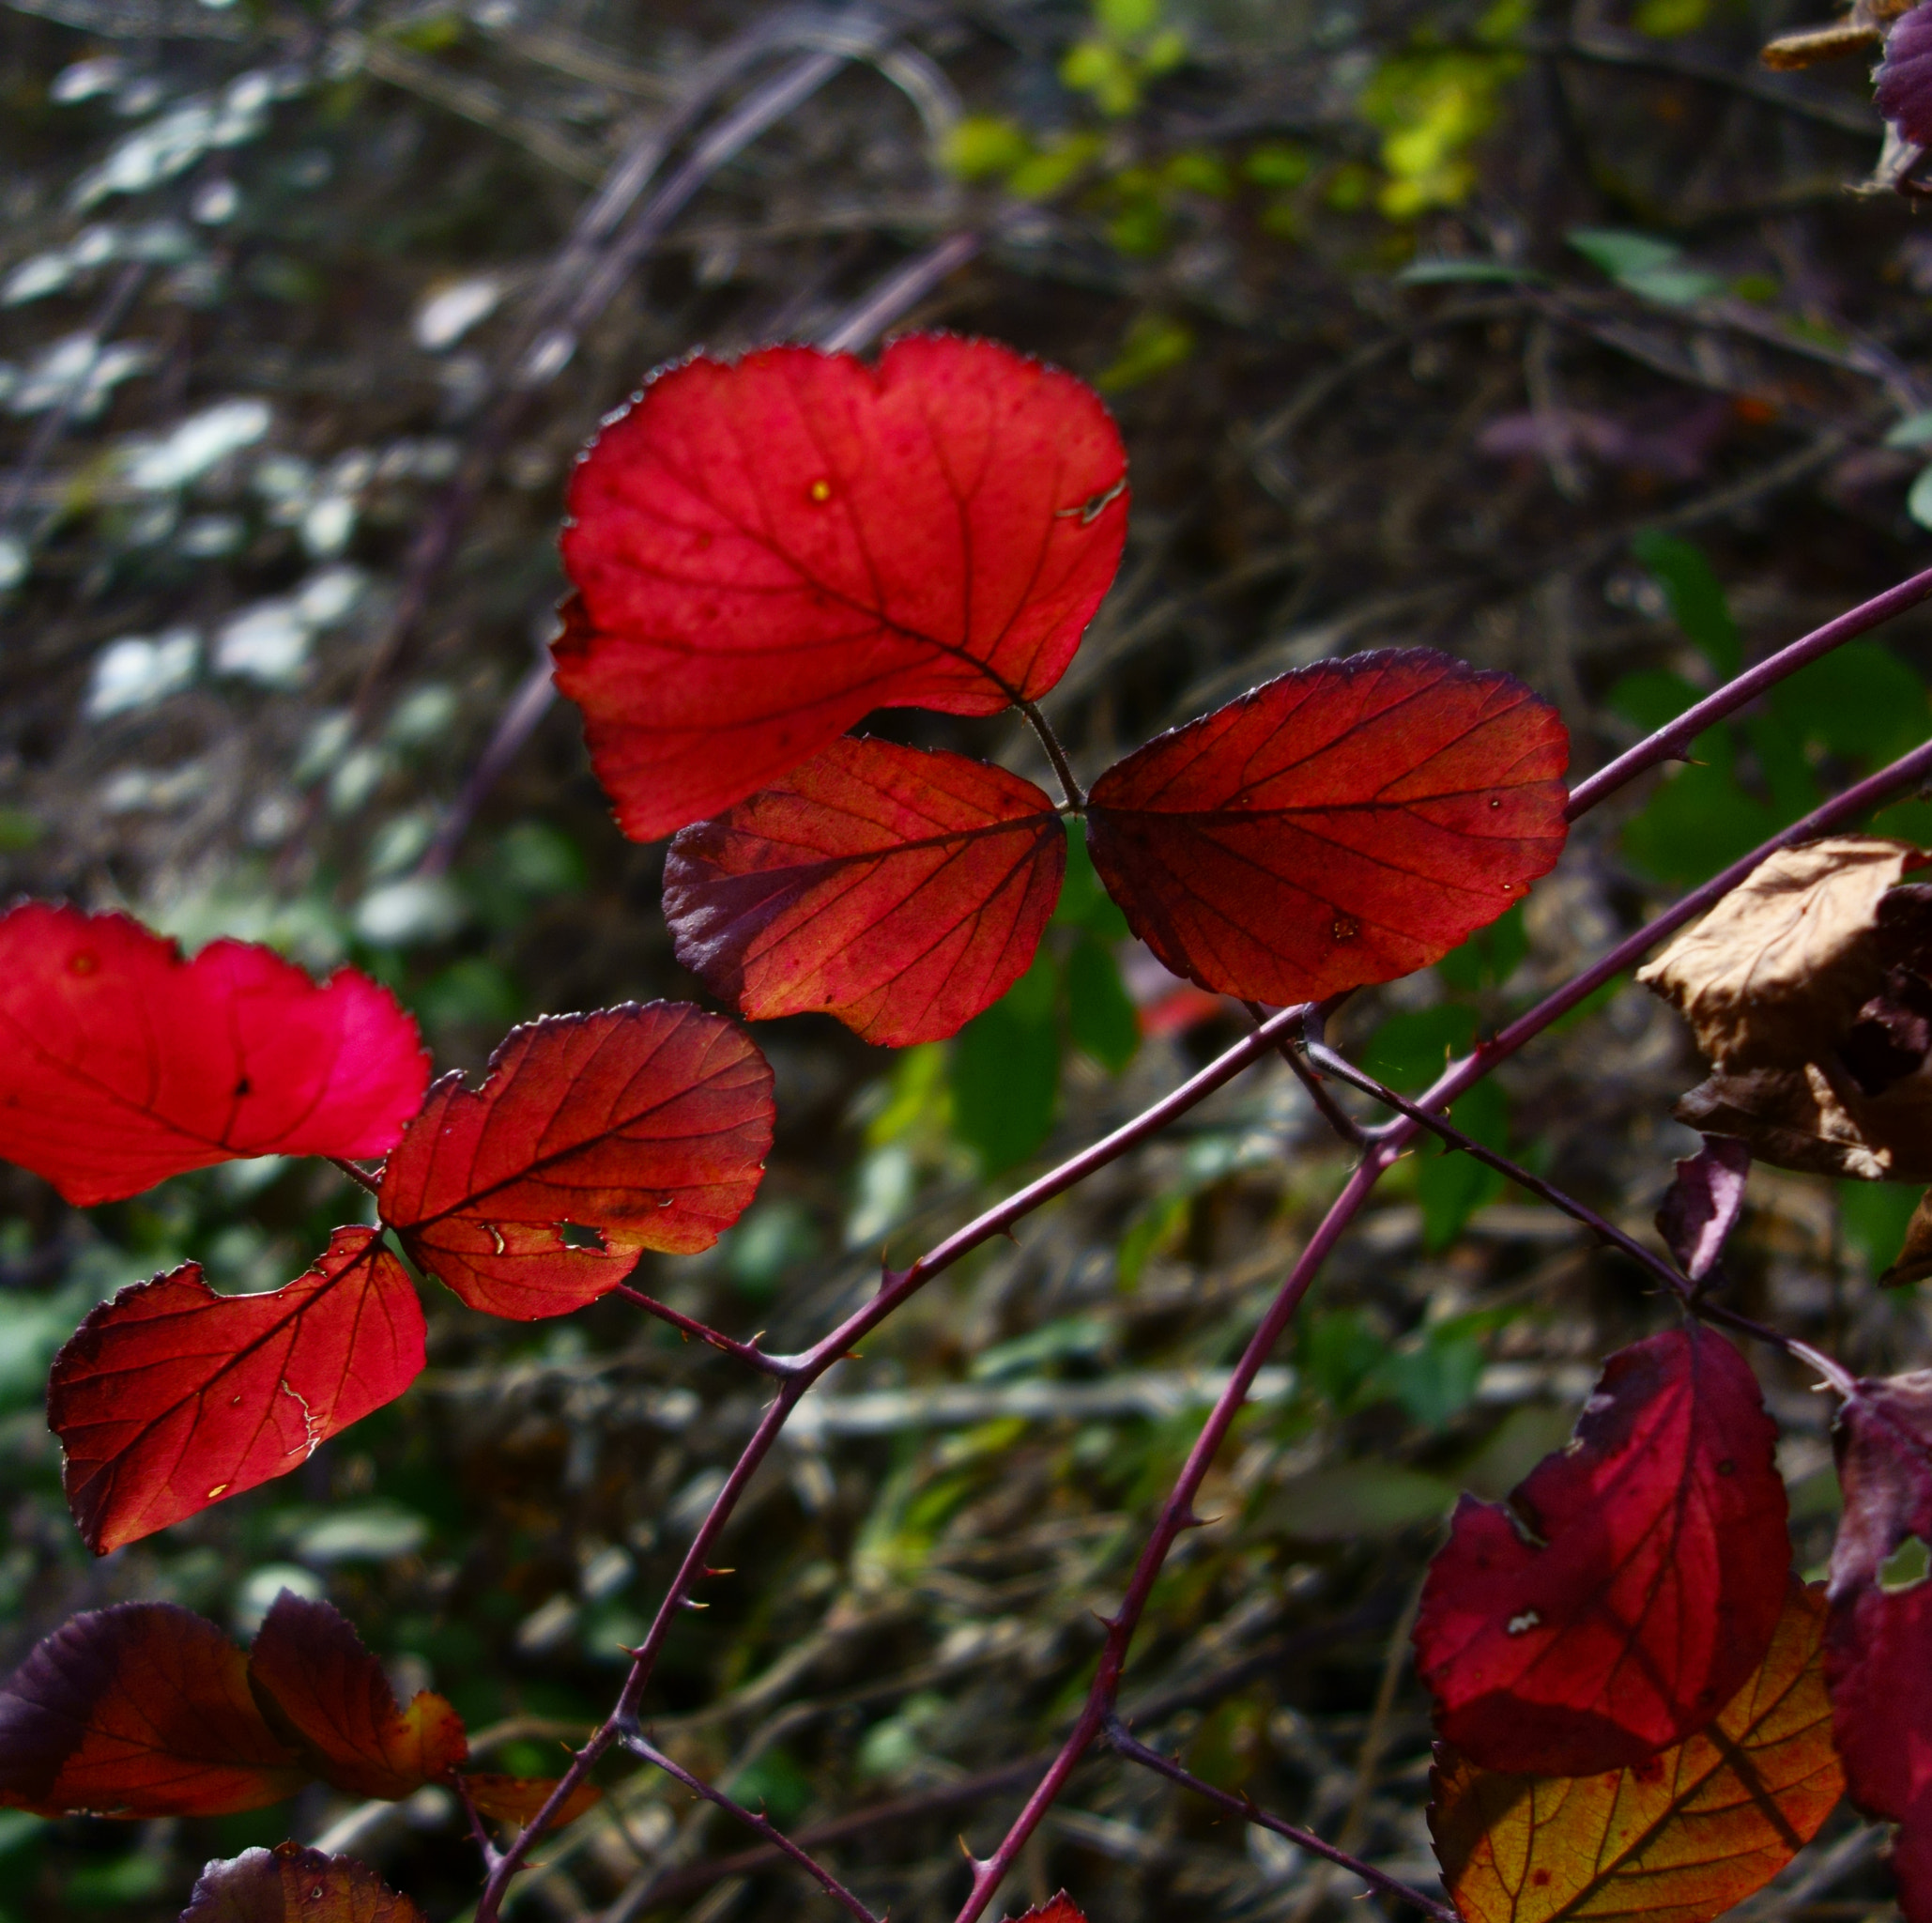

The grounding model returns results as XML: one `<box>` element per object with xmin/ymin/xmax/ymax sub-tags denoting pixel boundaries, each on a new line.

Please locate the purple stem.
<box><xmin>613</xmin><ymin>1282</ymin><xmax>792</xmax><ymax>1377</ymax></box>
<box><xmin>1565</xmin><ymin>559</ymin><xmax>1932</xmax><ymax>819</ymax></box>
<box><xmin>1104</xmin><ymin>1715</ymin><xmax>1458</xmax><ymax>1923</ymax></box>
<box><xmin>621</xmin><ymin>1725</ymin><xmax>882</xmax><ymax>1923</ymax></box>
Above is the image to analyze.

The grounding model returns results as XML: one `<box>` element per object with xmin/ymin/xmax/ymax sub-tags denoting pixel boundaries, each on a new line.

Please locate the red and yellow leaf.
<box><xmin>376</xmin><ymin>1003</ymin><xmax>773</xmax><ymax>1320</ymax></box>
<box><xmin>180</xmin><ymin>1843</ymin><xmax>426</xmax><ymax>1923</ymax></box>
<box><xmin>554</xmin><ymin>334</ymin><xmax>1127</xmax><ymax>841</ymax></box>
<box><xmin>1431</xmin><ymin>1582</ymin><xmax>1843</xmax><ymax>1923</ymax></box>
<box><xmin>664</xmin><ymin>736</ymin><xmax>1066</xmax><ymax>1045</ymax></box>
<box><xmin>0</xmin><ymin>902</ymin><xmax>427</xmax><ymax>1207</ymax></box>
<box><xmin>462</xmin><ymin>1773</ymin><xmax>603</xmax><ymax>1826</ymax></box>
<box><xmin>1083</xmin><ymin>651</ymin><xmax>1569</xmax><ymax>1006</ymax></box>
<box><xmin>0</xmin><ymin>1603</ymin><xmax>301</xmax><ymax>1817</ymax></box>
<box><xmin>49</xmin><ymin>1228</ymin><xmax>426</xmax><ymax>1554</ymax></box>
<box><xmin>1414</xmin><ymin>1326</ymin><xmax>1790</xmax><ymax>1777</ymax></box>
<box><xmin>247</xmin><ymin>1593</ymin><xmax>467</xmax><ymax>1801</ymax></box>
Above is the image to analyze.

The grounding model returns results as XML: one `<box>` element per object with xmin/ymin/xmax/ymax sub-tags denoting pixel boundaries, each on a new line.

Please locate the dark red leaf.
<box><xmin>1655</xmin><ymin>1136</ymin><xmax>1752</xmax><ymax>1282</ymax></box>
<box><xmin>664</xmin><ymin>737</ymin><xmax>1066</xmax><ymax>1045</ymax></box>
<box><xmin>180</xmin><ymin>1843</ymin><xmax>425</xmax><ymax>1923</ymax></box>
<box><xmin>1002</xmin><ymin>1897</ymin><xmax>1088</xmax><ymax>1923</ymax></box>
<box><xmin>462</xmin><ymin>1774</ymin><xmax>603</xmax><ymax>1826</ymax></box>
<box><xmin>554</xmin><ymin>334</ymin><xmax>1127</xmax><ymax>841</ymax></box>
<box><xmin>0</xmin><ymin>1603</ymin><xmax>301</xmax><ymax>1817</ymax></box>
<box><xmin>1826</xmin><ymin>1583</ymin><xmax>1932</xmax><ymax>1920</ymax></box>
<box><xmin>1414</xmin><ymin>1325</ymin><xmax>1789</xmax><ymax>1776</ymax></box>
<box><xmin>1877</xmin><ymin>5</ymin><xmax>1932</xmax><ymax>146</ymax></box>
<box><xmin>1083</xmin><ymin>651</ymin><xmax>1569</xmax><ymax>1006</ymax></box>
<box><xmin>377</xmin><ymin>1003</ymin><xmax>773</xmax><ymax>1320</ymax></box>
<box><xmin>1827</xmin><ymin>1368</ymin><xmax>1932</xmax><ymax>1602</ymax></box>
<box><xmin>247</xmin><ymin>1593</ymin><xmax>466</xmax><ymax>1800</ymax></box>
<box><xmin>49</xmin><ymin>1228</ymin><xmax>425</xmax><ymax>1553</ymax></box>
<box><xmin>0</xmin><ymin>902</ymin><xmax>427</xmax><ymax>1207</ymax></box>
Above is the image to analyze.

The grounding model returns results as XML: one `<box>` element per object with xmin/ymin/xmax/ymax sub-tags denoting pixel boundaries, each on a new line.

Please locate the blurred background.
<box><xmin>3</xmin><ymin>0</ymin><xmax>1932</xmax><ymax>1916</ymax></box>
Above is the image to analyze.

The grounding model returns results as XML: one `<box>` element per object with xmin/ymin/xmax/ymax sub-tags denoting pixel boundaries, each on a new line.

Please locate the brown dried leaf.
<box><xmin>1676</xmin><ymin>1058</ymin><xmax>1932</xmax><ymax>1182</ymax></box>
<box><xmin>1884</xmin><ymin>1192</ymin><xmax>1932</xmax><ymax>1285</ymax></box>
<box><xmin>1637</xmin><ymin>838</ymin><xmax>1924</xmax><ymax>1071</ymax></box>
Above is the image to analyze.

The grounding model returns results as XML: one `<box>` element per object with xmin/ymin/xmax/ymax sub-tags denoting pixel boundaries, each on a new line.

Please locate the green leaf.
<box><xmin>1909</xmin><ymin>463</ymin><xmax>1932</xmax><ymax>530</ymax></box>
<box><xmin>1298</xmin><ymin>1307</ymin><xmax>1388</xmax><ymax>1410</ymax></box>
<box><xmin>1621</xmin><ymin>744</ymin><xmax>1779</xmax><ymax>887</ymax></box>
<box><xmin>1372</xmin><ymin>1326</ymin><xmax>1487</xmax><ymax>1425</ymax></box>
<box><xmin>1771</xmin><ymin>640</ymin><xmax>1931</xmax><ymax>768</ymax></box>
<box><xmin>1417</xmin><ymin>1077</ymin><xmax>1509</xmax><ymax>1253</ymax></box>
<box><xmin>1436</xmin><ymin>903</ymin><xmax>1527</xmax><ymax>992</ymax></box>
<box><xmin>1568</xmin><ymin>227</ymin><xmax>1681</xmax><ymax>281</ymax></box>
<box><xmin>1057</xmin><ymin>819</ymin><xmax>1131</xmax><ymax>939</ymax></box>
<box><xmin>1066</xmin><ymin>932</ymin><xmax>1140</xmax><ymax>1072</ymax></box>
<box><xmin>1607</xmin><ymin>667</ymin><xmax>1703</xmax><ymax>733</ymax></box>
<box><xmin>1265</xmin><ymin>1460</ymin><xmax>1457</xmax><ymax>1539</ymax></box>
<box><xmin>950</xmin><ymin>951</ymin><xmax>1060</xmax><ymax>1173</ymax></box>
<box><xmin>1117</xmin><ymin>1190</ymin><xmax>1189</xmax><ymax>1285</ymax></box>
<box><xmin>1885</xmin><ymin>411</ymin><xmax>1932</xmax><ymax>450</ymax></box>
<box><xmin>1840</xmin><ymin>1180</ymin><xmax>1924</xmax><ymax>1276</ymax></box>
<box><xmin>1398</xmin><ymin>258</ymin><xmax>1543</xmax><ymax>285</ymax></box>
<box><xmin>1360</xmin><ymin>1004</ymin><xmax>1478</xmax><ymax>1093</ymax></box>
<box><xmin>1632</xmin><ymin>531</ymin><xmax>1740</xmax><ymax>675</ymax></box>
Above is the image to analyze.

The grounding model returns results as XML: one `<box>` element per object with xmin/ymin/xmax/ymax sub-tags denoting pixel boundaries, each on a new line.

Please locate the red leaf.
<box><xmin>554</xmin><ymin>334</ymin><xmax>1127</xmax><ymax>841</ymax></box>
<box><xmin>1414</xmin><ymin>1325</ymin><xmax>1789</xmax><ymax>1776</ymax></box>
<box><xmin>0</xmin><ymin>903</ymin><xmax>427</xmax><ymax>1207</ymax></box>
<box><xmin>664</xmin><ymin>737</ymin><xmax>1066</xmax><ymax>1045</ymax></box>
<box><xmin>462</xmin><ymin>1773</ymin><xmax>603</xmax><ymax>1826</ymax></box>
<box><xmin>49</xmin><ymin>1227</ymin><xmax>425</xmax><ymax>1553</ymax></box>
<box><xmin>377</xmin><ymin>1003</ymin><xmax>774</xmax><ymax>1320</ymax></box>
<box><xmin>247</xmin><ymin>1593</ymin><xmax>467</xmax><ymax>1800</ymax></box>
<box><xmin>1003</xmin><ymin>1897</ymin><xmax>1088</xmax><ymax>1923</ymax></box>
<box><xmin>1826</xmin><ymin>1584</ymin><xmax>1932</xmax><ymax>1920</ymax></box>
<box><xmin>0</xmin><ymin>1603</ymin><xmax>301</xmax><ymax>1817</ymax></box>
<box><xmin>1084</xmin><ymin>651</ymin><xmax>1569</xmax><ymax>1006</ymax></box>
<box><xmin>181</xmin><ymin>1843</ymin><xmax>425</xmax><ymax>1923</ymax></box>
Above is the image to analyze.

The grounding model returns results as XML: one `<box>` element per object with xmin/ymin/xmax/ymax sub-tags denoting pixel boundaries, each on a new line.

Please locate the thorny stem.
<box><xmin>620</xmin><ymin>1725</ymin><xmax>883</xmax><ymax>1923</ymax></box>
<box><xmin>326</xmin><ymin>1155</ymin><xmax>382</xmax><ymax>1197</ymax></box>
<box><xmin>613</xmin><ymin>1283</ymin><xmax>793</xmax><ymax>1377</ymax></box>
<box><xmin>477</xmin><ymin>582</ymin><xmax>1932</xmax><ymax>1920</ymax></box>
<box><xmin>1564</xmin><ymin>556</ymin><xmax>1932</xmax><ymax>818</ymax></box>
<box><xmin>1020</xmin><ymin>698</ymin><xmax>1087</xmax><ymax>810</ymax></box>
<box><xmin>1103</xmin><ymin>1715</ymin><xmax>1458</xmax><ymax>1923</ymax></box>
<box><xmin>1246</xmin><ymin>998</ymin><xmax>1366</xmax><ymax>1145</ymax></box>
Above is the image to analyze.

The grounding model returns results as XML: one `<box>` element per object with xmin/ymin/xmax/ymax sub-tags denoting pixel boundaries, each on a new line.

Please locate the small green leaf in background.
<box><xmin>1621</xmin><ymin>729</ymin><xmax>1778</xmax><ymax>887</ymax></box>
<box><xmin>1418</xmin><ymin>1077</ymin><xmax>1509</xmax><ymax>1252</ymax></box>
<box><xmin>1066</xmin><ymin>931</ymin><xmax>1140</xmax><ymax>1072</ymax></box>
<box><xmin>1297</xmin><ymin>1305</ymin><xmax>1388</xmax><ymax>1411</ymax></box>
<box><xmin>1769</xmin><ymin>640</ymin><xmax>1930</xmax><ymax>769</ymax></box>
<box><xmin>1607</xmin><ymin>667</ymin><xmax>1701</xmax><ymax>734</ymax></box>
<box><xmin>1265</xmin><ymin>1460</ymin><xmax>1457</xmax><ymax>1539</ymax></box>
<box><xmin>942</xmin><ymin>114</ymin><xmax>1032</xmax><ymax>180</ymax></box>
<box><xmin>1633</xmin><ymin>0</ymin><xmax>1709</xmax><ymax>37</ymax></box>
<box><xmin>1885</xmin><ymin>412</ymin><xmax>1932</xmax><ymax>452</ymax></box>
<box><xmin>1436</xmin><ymin>902</ymin><xmax>1526</xmax><ymax>992</ymax></box>
<box><xmin>720</xmin><ymin>1197</ymin><xmax>821</xmax><ymax>1301</ymax></box>
<box><xmin>1568</xmin><ymin>231</ymin><xmax>1722</xmax><ymax>309</ymax></box>
<box><xmin>1840</xmin><ymin>1180</ymin><xmax>1924</xmax><ymax>1277</ymax></box>
<box><xmin>1096</xmin><ymin>312</ymin><xmax>1194</xmax><ymax>391</ymax></box>
<box><xmin>1631</xmin><ymin>529</ymin><xmax>1740</xmax><ymax>674</ymax></box>
<box><xmin>1360</xmin><ymin>1003</ymin><xmax>1477</xmax><ymax>1092</ymax></box>
<box><xmin>951</xmin><ymin>950</ymin><xmax>1060</xmax><ymax>1173</ymax></box>
<box><xmin>1117</xmin><ymin>1189</ymin><xmax>1189</xmax><ymax>1285</ymax></box>
<box><xmin>1398</xmin><ymin>257</ymin><xmax>1543</xmax><ymax>285</ymax></box>
<box><xmin>726</xmin><ymin>1746</ymin><xmax>814</xmax><ymax>1825</ymax></box>
<box><xmin>1909</xmin><ymin>465</ymin><xmax>1932</xmax><ymax>531</ymax></box>
<box><xmin>972</xmin><ymin>1314</ymin><xmax>1109</xmax><ymax>1380</ymax></box>
<box><xmin>1057</xmin><ymin>819</ymin><xmax>1130</xmax><ymax>938</ymax></box>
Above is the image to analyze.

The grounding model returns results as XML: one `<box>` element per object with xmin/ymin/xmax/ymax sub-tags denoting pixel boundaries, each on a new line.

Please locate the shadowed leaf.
<box><xmin>555</xmin><ymin>333</ymin><xmax>1128</xmax><ymax>842</ymax></box>
<box><xmin>1083</xmin><ymin>651</ymin><xmax>1569</xmax><ymax>1006</ymax></box>
<box><xmin>49</xmin><ymin>1228</ymin><xmax>426</xmax><ymax>1553</ymax></box>
<box><xmin>0</xmin><ymin>902</ymin><xmax>428</xmax><ymax>1207</ymax></box>
<box><xmin>247</xmin><ymin>1593</ymin><xmax>466</xmax><ymax>1800</ymax></box>
<box><xmin>462</xmin><ymin>1773</ymin><xmax>602</xmax><ymax>1826</ymax></box>
<box><xmin>0</xmin><ymin>1603</ymin><xmax>300</xmax><ymax>1817</ymax></box>
<box><xmin>1415</xmin><ymin>1326</ymin><xmax>1789</xmax><ymax>1777</ymax></box>
<box><xmin>664</xmin><ymin>737</ymin><xmax>1066</xmax><ymax>1045</ymax></box>
<box><xmin>1655</xmin><ymin>1136</ymin><xmax>1751</xmax><ymax>1282</ymax></box>
<box><xmin>1432</xmin><ymin>1582</ymin><xmax>1843</xmax><ymax>1923</ymax></box>
<box><xmin>377</xmin><ymin>1003</ymin><xmax>773</xmax><ymax>1320</ymax></box>
<box><xmin>180</xmin><ymin>1843</ymin><xmax>425</xmax><ymax>1922</ymax></box>
<box><xmin>1877</xmin><ymin>3</ymin><xmax>1932</xmax><ymax>146</ymax></box>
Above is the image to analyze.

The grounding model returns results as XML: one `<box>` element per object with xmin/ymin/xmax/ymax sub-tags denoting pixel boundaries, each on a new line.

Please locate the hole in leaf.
<box><xmin>559</xmin><ymin>1222</ymin><xmax>604</xmax><ymax>1251</ymax></box>
<box><xmin>1882</xmin><ymin>1535</ymin><xmax>1932</xmax><ymax>1591</ymax></box>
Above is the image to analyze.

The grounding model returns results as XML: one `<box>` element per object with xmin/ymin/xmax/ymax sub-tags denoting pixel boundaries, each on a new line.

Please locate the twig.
<box><xmin>1564</xmin><ymin>557</ymin><xmax>1932</xmax><ymax>817</ymax></box>
<box><xmin>613</xmin><ymin>1284</ymin><xmax>792</xmax><ymax>1377</ymax></box>
<box><xmin>1104</xmin><ymin>1715</ymin><xmax>1458</xmax><ymax>1923</ymax></box>
<box><xmin>453</xmin><ymin>1774</ymin><xmax>506</xmax><ymax>1873</ymax></box>
<box><xmin>1244</xmin><ymin>1000</ymin><xmax>1365</xmax><ymax>1145</ymax></box>
<box><xmin>327</xmin><ymin>1155</ymin><xmax>382</xmax><ymax>1197</ymax></box>
<box><xmin>1019</xmin><ymin>699</ymin><xmax>1086</xmax><ymax>810</ymax></box>
<box><xmin>814</xmin><ymin>229</ymin><xmax>982</xmax><ymax>354</ymax></box>
<box><xmin>620</xmin><ymin>1725</ymin><xmax>882</xmax><ymax>1923</ymax></box>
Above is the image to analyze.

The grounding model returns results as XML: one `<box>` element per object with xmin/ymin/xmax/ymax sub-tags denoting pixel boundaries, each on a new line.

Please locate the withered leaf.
<box><xmin>1637</xmin><ymin>837</ymin><xmax>1925</xmax><ymax>1072</ymax></box>
<box><xmin>1675</xmin><ymin>1058</ymin><xmax>1932</xmax><ymax>1183</ymax></box>
<box><xmin>1655</xmin><ymin>1136</ymin><xmax>1750</xmax><ymax>1282</ymax></box>
<box><xmin>1884</xmin><ymin>1191</ymin><xmax>1932</xmax><ymax>1285</ymax></box>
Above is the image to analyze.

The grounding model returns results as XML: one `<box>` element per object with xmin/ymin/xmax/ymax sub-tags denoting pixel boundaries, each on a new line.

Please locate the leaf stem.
<box><xmin>326</xmin><ymin>1156</ymin><xmax>382</xmax><ymax>1197</ymax></box>
<box><xmin>612</xmin><ymin>1283</ymin><xmax>796</xmax><ymax>1377</ymax></box>
<box><xmin>1104</xmin><ymin>1715</ymin><xmax>1459</xmax><ymax>1923</ymax></box>
<box><xmin>620</xmin><ymin>1724</ymin><xmax>883</xmax><ymax>1923</ymax></box>
<box><xmin>1019</xmin><ymin>697</ymin><xmax>1086</xmax><ymax>810</ymax></box>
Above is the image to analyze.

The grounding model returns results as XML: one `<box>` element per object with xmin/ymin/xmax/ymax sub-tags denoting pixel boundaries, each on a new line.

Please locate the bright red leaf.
<box><xmin>0</xmin><ymin>1603</ymin><xmax>301</xmax><ymax>1817</ymax></box>
<box><xmin>1002</xmin><ymin>1897</ymin><xmax>1088</xmax><ymax>1923</ymax></box>
<box><xmin>1413</xmin><ymin>1325</ymin><xmax>1789</xmax><ymax>1777</ymax></box>
<box><xmin>0</xmin><ymin>902</ymin><xmax>427</xmax><ymax>1208</ymax></box>
<box><xmin>1084</xmin><ymin>650</ymin><xmax>1569</xmax><ymax>1006</ymax></box>
<box><xmin>49</xmin><ymin>1227</ymin><xmax>425</xmax><ymax>1553</ymax></box>
<box><xmin>554</xmin><ymin>333</ymin><xmax>1127</xmax><ymax>841</ymax></box>
<box><xmin>181</xmin><ymin>1843</ymin><xmax>425</xmax><ymax>1923</ymax></box>
<box><xmin>377</xmin><ymin>1003</ymin><xmax>774</xmax><ymax>1319</ymax></box>
<box><xmin>248</xmin><ymin>1592</ymin><xmax>467</xmax><ymax>1800</ymax></box>
<box><xmin>664</xmin><ymin>736</ymin><xmax>1066</xmax><ymax>1045</ymax></box>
